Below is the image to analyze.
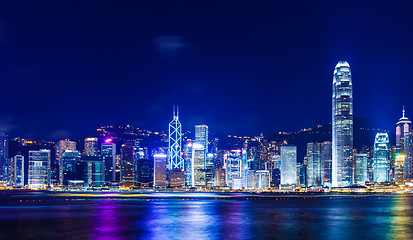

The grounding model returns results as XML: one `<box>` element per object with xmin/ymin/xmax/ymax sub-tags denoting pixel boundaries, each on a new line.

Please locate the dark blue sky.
<box><xmin>0</xmin><ymin>1</ymin><xmax>411</xmax><ymax>140</ymax></box>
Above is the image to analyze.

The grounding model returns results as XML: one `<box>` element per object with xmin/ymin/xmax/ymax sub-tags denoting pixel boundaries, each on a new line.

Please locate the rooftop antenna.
<box><xmin>403</xmin><ymin>105</ymin><xmax>406</xmax><ymax>118</ymax></box>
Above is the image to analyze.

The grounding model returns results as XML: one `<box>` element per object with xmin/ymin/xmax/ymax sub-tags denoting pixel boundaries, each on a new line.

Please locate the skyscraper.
<box><xmin>61</xmin><ymin>150</ymin><xmax>81</xmax><ymax>185</ymax></box>
<box><xmin>101</xmin><ymin>139</ymin><xmax>116</xmax><ymax>182</ymax></box>
<box><xmin>224</xmin><ymin>150</ymin><xmax>242</xmax><ymax>189</ymax></box>
<box><xmin>332</xmin><ymin>61</ymin><xmax>353</xmax><ymax>187</ymax></box>
<box><xmin>321</xmin><ymin>141</ymin><xmax>332</xmax><ymax>187</ymax></box>
<box><xmin>56</xmin><ymin>140</ymin><xmax>76</xmax><ymax>185</ymax></box>
<box><xmin>28</xmin><ymin>149</ymin><xmax>51</xmax><ymax>189</ymax></box>
<box><xmin>396</xmin><ymin>108</ymin><xmax>413</xmax><ymax>178</ymax></box>
<box><xmin>192</xmin><ymin>143</ymin><xmax>206</xmax><ymax>187</ymax></box>
<box><xmin>354</xmin><ymin>153</ymin><xmax>368</xmax><ymax>185</ymax></box>
<box><xmin>13</xmin><ymin>154</ymin><xmax>24</xmax><ymax>187</ymax></box>
<box><xmin>84</xmin><ymin>138</ymin><xmax>99</xmax><ymax>156</ymax></box>
<box><xmin>396</xmin><ymin>107</ymin><xmax>411</xmax><ymax>155</ymax></box>
<box><xmin>280</xmin><ymin>145</ymin><xmax>297</xmax><ymax>185</ymax></box>
<box><xmin>154</xmin><ymin>152</ymin><xmax>167</xmax><ymax>187</ymax></box>
<box><xmin>195</xmin><ymin>125</ymin><xmax>209</xmax><ymax>152</ymax></box>
<box><xmin>168</xmin><ymin>106</ymin><xmax>184</xmax><ymax>170</ymax></box>
<box><xmin>121</xmin><ymin>143</ymin><xmax>134</xmax><ymax>188</ymax></box>
<box><xmin>0</xmin><ymin>132</ymin><xmax>8</xmax><ymax>182</ymax></box>
<box><xmin>305</xmin><ymin>142</ymin><xmax>322</xmax><ymax>187</ymax></box>
<box><xmin>373</xmin><ymin>133</ymin><xmax>390</xmax><ymax>183</ymax></box>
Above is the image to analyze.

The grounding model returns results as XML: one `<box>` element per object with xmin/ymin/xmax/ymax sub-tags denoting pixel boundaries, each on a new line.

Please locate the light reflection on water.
<box><xmin>1</xmin><ymin>193</ymin><xmax>413</xmax><ymax>240</ymax></box>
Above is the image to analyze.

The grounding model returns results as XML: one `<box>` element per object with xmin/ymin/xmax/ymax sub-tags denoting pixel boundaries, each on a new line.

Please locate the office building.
<box><xmin>225</xmin><ymin>150</ymin><xmax>242</xmax><ymax>189</ymax></box>
<box><xmin>280</xmin><ymin>145</ymin><xmax>297</xmax><ymax>185</ymax></box>
<box><xmin>154</xmin><ymin>153</ymin><xmax>167</xmax><ymax>187</ymax></box>
<box><xmin>305</xmin><ymin>142</ymin><xmax>322</xmax><ymax>187</ymax></box>
<box><xmin>13</xmin><ymin>154</ymin><xmax>24</xmax><ymax>187</ymax></box>
<box><xmin>121</xmin><ymin>143</ymin><xmax>134</xmax><ymax>188</ymax></box>
<box><xmin>321</xmin><ymin>141</ymin><xmax>332</xmax><ymax>187</ymax></box>
<box><xmin>168</xmin><ymin>106</ymin><xmax>184</xmax><ymax>169</ymax></box>
<box><xmin>332</xmin><ymin>61</ymin><xmax>353</xmax><ymax>187</ymax></box>
<box><xmin>354</xmin><ymin>153</ymin><xmax>368</xmax><ymax>185</ymax></box>
<box><xmin>192</xmin><ymin>143</ymin><xmax>206</xmax><ymax>187</ymax></box>
<box><xmin>56</xmin><ymin>140</ymin><xmax>76</xmax><ymax>185</ymax></box>
<box><xmin>101</xmin><ymin>139</ymin><xmax>116</xmax><ymax>182</ymax></box>
<box><xmin>373</xmin><ymin>133</ymin><xmax>390</xmax><ymax>183</ymax></box>
<box><xmin>28</xmin><ymin>149</ymin><xmax>51</xmax><ymax>189</ymax></box>
<box><xmin>0</xmin><ymin>132</ymin><xmax>8</xmax><ymax>182</ymax></box>
<box><xmin>84</xmin><ymin>138</ymin><xmax>99</xmax><ymax>156</ymax></box>
<box><xmin>62</xmin><ymin>150</ymin><xmax>81</xmax><ymax>185</ymax></box>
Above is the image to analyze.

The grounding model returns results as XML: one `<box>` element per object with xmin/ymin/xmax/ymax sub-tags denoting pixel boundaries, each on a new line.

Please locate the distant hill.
<box><xmin>270</xmin><ymin>116</ymin><xmax>392</xmax><ymax>162</ymax></box>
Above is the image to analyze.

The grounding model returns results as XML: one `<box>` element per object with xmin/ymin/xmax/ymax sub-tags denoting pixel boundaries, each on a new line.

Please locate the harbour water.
<box><xmin>0</xmin><ymin>191</ymin><xmax>413</xmax><ymax>240</ymax></box>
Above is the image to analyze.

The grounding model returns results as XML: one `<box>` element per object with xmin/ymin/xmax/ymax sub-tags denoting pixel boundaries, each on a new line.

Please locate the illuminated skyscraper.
<box><xmin>332</xmin><ymin>61</ymin><xmax>353</xmax><ymax>187</ymax></box>
<box><xmin>28</xmin><ymin>149</ymin><xmax>51</xmax><ymax>189</ymax></box>
<box><xmin>0</xmin><ymin>132</ymin><xmax>8</xmax><ymax>182</ymax></box>
<box><xmin>305</xmin><ymin>142</ymin><xmax>322</xmax><ymax>187</ymax></box>
<box><xmin>396</xmin><ymin>107</ymin><xmax>411</xmax><ymax>155</ymax></box>
<box><xmin>84</xmin><ymin>138</ymin><xmax>98</xmax><ymax>156</ymax></box>
<box><xmin>168</xmin><ymin>106</ymin><xmax>184</xmax><ymax>169</ymax></box>
<box><xmin>183</xmin><ymin>142</ymin><xmax>193</xmax><ymax>186</ymax></box>
<box><xmin>224</xmin><ymin>150</ymin><xmax>242</xmax><ymax>189</ymax></box>
<box><xmin>195</xmin><ymin>125</ymin><xmax>209</xmax><ymax>152</ymax></box>
<box><xmin>280</xmin><ymin>145</ymin><xmax>297</xmax><ymax>185</ymax></box>
<box><xmin>192</xmin><ymin>143</ymin><xmax>206</xmax><ymax>187</ymax></box>
<box><xmin>13</xmin><ymin>154</ymin><xmax>24</xmax><ymax>187</ymax></box>
<box><xmin>396</xmin><ymin>108</ymin><xmax>413</xmax><ymax>178</ymax></box>
<box><xmin>373</xmin><ymin>133</ymin><xmax>390</xmax><ymax>183</ymax></box>
<box><xmin>354</xmin><ymin>153</ymin><xmax>367</xmax><ymax>185</ymax></box>
<box><xmin>321</xmin><ymin>141</ymin><xmax>332</xmax><ymax>187</ymax></box>
<box><xmin>61</xmin><ymin>150</ymin><xmax>81</xmax><ymax>185</ymax></box>
<box><xmin>101</xmin><ymin>139</ymin><xmax>116</xmax><ymax>182</ymax></box>
<box><xmin>154</xmin><ymin>152</ymin><xmax>167</xmax><ymax>187</ymax></box>
<box><xmin>121</xmin><ymin>143</ymin><xmax>134</xmax><ymax>188</ymax></box>
<box><xmin>56</xmin><ymin>139</ymin><xmax>76</xmax><ymax>185</ymax></box>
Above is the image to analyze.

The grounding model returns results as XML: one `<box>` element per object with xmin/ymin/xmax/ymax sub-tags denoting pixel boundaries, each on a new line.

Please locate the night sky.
<box><xmin>0</xmin><ymin>1</ymin><xmax>412</xmax><ymax>140</ymax></box>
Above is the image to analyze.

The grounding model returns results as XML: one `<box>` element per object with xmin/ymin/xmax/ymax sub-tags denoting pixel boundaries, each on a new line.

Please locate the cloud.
<box><xmin>154</xmin><ymin>35</ymin><xmax>188</xmax><ymax>58</ymax></box>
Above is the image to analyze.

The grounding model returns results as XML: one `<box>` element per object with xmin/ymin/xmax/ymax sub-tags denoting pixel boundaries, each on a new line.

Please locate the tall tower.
<box><xmin>373</xmin><ymin>133</ymin><xmax>390</xmax><ymax>183</ymax></box>
<box><xmin>332</xmin><ymin>61</ymin><xmax>353</xmax><ymax>187</ymax></box>
<box><xmin>168</xmin><ymin>106</ymin><xmax>184</xmax><ymax>169</ymax></box>
<box><xmin>396</xmin><ymin>107</ymin><xmax>411</xmax><ymax>155</ymax></box>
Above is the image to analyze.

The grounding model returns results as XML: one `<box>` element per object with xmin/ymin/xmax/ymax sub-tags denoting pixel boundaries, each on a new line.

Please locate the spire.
<box><xmin>403</xmin><ymin>105</ymin><xmax>406</xmax><ymax>118</ymax></box>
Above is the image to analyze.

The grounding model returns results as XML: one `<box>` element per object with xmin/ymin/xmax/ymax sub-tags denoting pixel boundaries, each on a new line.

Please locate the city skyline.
<box><xmin>0</xmin><ymin>1</ymin><xmax>412</xmax><ymax>139</ymax></box>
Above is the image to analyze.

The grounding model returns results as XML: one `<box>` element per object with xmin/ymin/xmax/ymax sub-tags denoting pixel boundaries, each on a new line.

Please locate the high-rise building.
<box><xmin>195</xmin><ymin>125</ymin><xmax>209</xmax><ymax>152</ymax></box>
<box><xmin>373</xmin><ymin>133</ymin><xmax>390</xmax><ymax>183</ymax></box>
<box><xmin>192</xmin><ymin>143</ymin><xmax>206</xmax><ymax>187</ymax></box>
<box><xmin>224</xmin><ymin>150</ymin><xmax>242</xmax><ymax>189</ymax></box>
<box><xmin>62</xmin><ymin>150</ymin><xmax>81</xmax><ymax>185</ymax></box>
<box><xmin>332</xmin><ymin>61</ymin><xmax>353</xmax><ymax>187</ymax></box>
<box><xmin>321</xmin><ymin>141</ymin><xmax>332</xmax><ymax>187</ymax></box>
<box><xmin>398</xmin><ymin>108</ymin><xmax>413</xmax><ymax>179</ymax></box>
<box><xmin>136</xmin><ymin>147</ymin><xmax>153</xmax><ymax>188</ymax></box>
<box><xmin>121</xmin><ymin>143</ymin><xmax>134</xmax><ymax>188</ymax></box>
<box><xmin>183</xmin><ymin>142</ymin><xmax>193</xmax><ymax>186</ymax></box>
<box><xmin>305</xmin><ymin>142</ymin><xmax>322</xmax><ymax>187</ymax></box>
<box><xmin>394</xmin><ymin>155</ymin><xmax>405</xmax><ymax>182</ymax></box>
<box><xmin>396</xmin><ymin>107</ymin><xmax>411</xmax><ymax>155</ymax></box>
<box><xmin>168</xmin><ymin>106</ymin><xmax>184</xmax><ymax>169</ymax></box>
<box><xmin>154</xmin><ymin>153</ymin><xmax>167</xmax><ymax>187</ymax></box>
<box><xmin>0</xmin><ymin>132</ymin><xmax>8</xmax><ymax>182</ymax></box>
<box><xmin>56</xmin><ymin>140</ymin><xmax>76</xmax><ymax>185</ymax></box>
<box><xmin>13</xmin><ymin>154</ymin><xmax>24</xmax><ymax>187</ymax></box>
<box><xmin>79</xmin><ymin>155</ymin><xmax>105</xmax><ymax>187</ymax></box>
<box><xmin>280</xmin><ymin>145</ymin><xmax>297</xmax><ymax>185</ymax></box>
<box><xmin>84</xmin><ymin>138</ymin><xmax>99</xmax><ymax>156</ymax></box>
<box><xmin>354</xmin><ymin>153</ymin><xmax>368</xmax><ymax>185</ymax></box>
<box><xmin>101</xmin><ymin>139</ymin><xmax>116</xmax><ymax>183</ymax></box>
<box><xmin>28</xmin><ymin>149</ymin><xmax>51</xmax><ymax>189</ymax></box>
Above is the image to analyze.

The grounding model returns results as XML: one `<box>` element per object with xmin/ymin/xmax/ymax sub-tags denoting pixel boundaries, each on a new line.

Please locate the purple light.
<box><xmin>105</xmin><ymin>138</ymin><xmax>113</xmax><ymax>143</ymax></box>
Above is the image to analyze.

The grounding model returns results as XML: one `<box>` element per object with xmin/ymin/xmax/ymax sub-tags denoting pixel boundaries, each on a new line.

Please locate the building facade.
<box><xmin>332</xmin><ymin>61</ymin><xmax>353</xmax><ymax>187</ymax></box>
<box><xmin>373</xmin><ymin>133</ymin><xmax>390</xmax><ymax>183</ymax></box>
<box><xmin>280</xmin><ymin>145</ymin><xmax>297</xmax><ymax>185</ymax></box>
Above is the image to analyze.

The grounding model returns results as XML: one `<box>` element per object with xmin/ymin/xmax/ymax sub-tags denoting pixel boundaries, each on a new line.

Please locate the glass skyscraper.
<box><xmin>332</xmin><ymin>61</ymin><xmax>353</xmax><ymax>187</ymax></box>
<box><xmin>28</xmin><ymin>149</ymin><xmax>51</xmax><ymax>189</ymax></box>
<box><xmin>280</xmin><ymin>145</ymin><xmax>297</xmax><ymax>185</ymax></box>
<box><xmin>373</xmin><ymin>133</ymin><xmax>390</xmax><ymax>183</ymax></box>
<box><xmin>305</xmin><ymin>142</ymin><xmax>322</xmax><ymax>187</ymax></box>
<box><xmin>354</xmin><ymin>153</ymin><xmax>368</xmax><ymax>185</ymax></box>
